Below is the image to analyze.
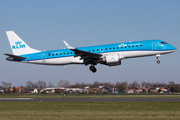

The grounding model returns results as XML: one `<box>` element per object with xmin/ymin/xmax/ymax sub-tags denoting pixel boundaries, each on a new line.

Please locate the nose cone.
<box><xmin>171</xmin><ymin>45</ymin><xmax>177</xmax><ymax>51</ymax></box>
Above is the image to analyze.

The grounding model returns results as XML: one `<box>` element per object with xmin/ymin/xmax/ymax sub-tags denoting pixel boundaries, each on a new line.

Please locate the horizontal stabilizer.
<box><xmin>4</xmin><ymin>53</ymin><xmax>26</xmax><ymax>59</ymax></box>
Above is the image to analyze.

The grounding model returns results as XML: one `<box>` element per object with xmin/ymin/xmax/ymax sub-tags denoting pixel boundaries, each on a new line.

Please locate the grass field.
<box><xmin>0</xmin><ymin>101</ymin><xmax>180</xmax><ymax>120</ymax></box>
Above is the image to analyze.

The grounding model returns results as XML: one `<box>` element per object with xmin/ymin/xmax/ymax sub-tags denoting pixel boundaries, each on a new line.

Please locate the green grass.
<box><xmin>0</xmin><ymin>101</ymin><xmax>180</xmax><ymax>120</ymax></box>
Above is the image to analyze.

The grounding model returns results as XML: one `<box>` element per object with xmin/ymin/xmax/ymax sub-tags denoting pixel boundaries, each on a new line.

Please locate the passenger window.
<box><xmin>67</xmin><ymin>52</ymin><xmax>69</xmax><ymax>54</ymax></box>
<box><xmin>89</xmin><ymin>50</ymin><xmax>90</xmax><ymax>52</ymax></box>
<box><xmin>129</xmin><ymin>46</ymin><xmax>130</xmax><ymax>48</ymax></box>
<box><xmin>125</xmin><ymin>46</ymin><xmax>126</xmax><ymax>48</ymax></box>
<box><xmin>106</xmin><ymin>48</ymin><xmax>107</xmax><ymax>50</ymax></box>
<box><xmin>101</xmin><ymin>49</ymin><xmax>103</xmax><ymax>51</ymax></box>
<box><xmin>71</xmin><ymin>52</ymin><xmax>72</xmax><ymax>54</ymax></box>
<box><xmin>136</xmin><ymin>45</ymin><xmax>138</xmax><ymax>47</ymax></box>
<box><xmin>117</xmin><ymin>47</ymin><xmax>119</xmax><ymax>49</ymax></box>
<box><xmin>121</xmin><ymin>47</ymin><xmax>123</xmax><ymax>49</ymax></box>
<box><xmin>97</xmin><ymin>49</ymin><xmax>99</xmax><ymax>51</ymax></box>
<box><xmin>60</xmin><ymin>53</ymin><xmax>62</xmax><ymax>55</ymax></box>
<box><xmin>52</xmin><ymin>54</ymin><xmax>54</xmax><ymax>56</ymax></box>
<box><xmin>132</xmin><ymin>45</ymin><xmax>134</xmax><ymax>47</ymax></box>
<box><xmin>140</xmin><ymin>45</ymin><xmax>142</xmax><ymax>47</ymax></box>
<box><xmin>109</xmin><ymin>48</ymin><xmax>111</xmax><ymax>50</ymax></box>
<box><xmin>93</xmin><ymin>50</ymin><xmax>94</xmax><ymax>51</ymax></box>
<box><xmin>113</xmin><ymin>47</ymin><xmax>115</xmax><ymax>49</ymax></box>
<box><xmin>56</xmin><ymin>54</ymin><xmax>58</xmax><ymax>55</ymax></box>
<box><xmin>64</xmin><ymin>53</ymin><xmax>65</xmax><ymax>55</ymax></box>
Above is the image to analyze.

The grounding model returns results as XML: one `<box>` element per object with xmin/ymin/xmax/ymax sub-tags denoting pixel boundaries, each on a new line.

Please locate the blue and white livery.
<box><xmin>5</xmin><ymin>31</ymin><xmax>177</xmax><ymax>73</ymax></box>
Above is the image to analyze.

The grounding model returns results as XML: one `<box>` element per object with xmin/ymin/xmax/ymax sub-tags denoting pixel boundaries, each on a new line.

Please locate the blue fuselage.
<box><xmin>17</xmin><ymin>40</ymin><xmax>176</xmax><ymax>63</ymax></box>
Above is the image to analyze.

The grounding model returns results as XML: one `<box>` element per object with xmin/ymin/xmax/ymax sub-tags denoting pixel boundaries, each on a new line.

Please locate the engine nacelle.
<box><xmin>104</xmin><ymin>54</ymin><xmax>121</xmax><ymax>66</ymax></box>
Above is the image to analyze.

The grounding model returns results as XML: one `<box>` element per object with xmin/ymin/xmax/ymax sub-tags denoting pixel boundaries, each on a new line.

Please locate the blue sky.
<box><xmin>0</xmin><ymin>0</ymin><xmax>179</xmax><ymax>86</ymax></box>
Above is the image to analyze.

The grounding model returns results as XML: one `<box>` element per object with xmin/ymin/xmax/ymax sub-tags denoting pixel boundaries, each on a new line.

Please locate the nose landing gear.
<box><xmin>156</xmin><ymin>54</ymin><xmax>161</xmax><ymax>64</ymax></box>
<box><xmin>89</xmin><ymin>65</ymin><xmax>97</xmax><ymax>73</ymax></box>
<box><xmin>157</xmin><ymin>60</ymin><xmax>160</xmax><ymax>64</ymax></box>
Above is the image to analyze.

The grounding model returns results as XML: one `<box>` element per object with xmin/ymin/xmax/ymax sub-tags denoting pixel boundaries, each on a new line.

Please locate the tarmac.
<box><xmin>1</xmin><ymin>98</ymin><xmax>180</xmax><ymax>102</ymax></box>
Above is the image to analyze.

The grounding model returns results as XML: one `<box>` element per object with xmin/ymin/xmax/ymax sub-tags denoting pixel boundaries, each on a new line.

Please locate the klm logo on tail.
<box><xmin>12</xmin><ymin>41</ymin><xmax>25</xmax><ymax>49</ymax></box>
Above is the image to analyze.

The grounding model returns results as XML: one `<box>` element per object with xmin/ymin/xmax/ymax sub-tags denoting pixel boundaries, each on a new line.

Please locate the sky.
<box><xmin>0</xmin><ymin>0</ymin><xmax>179</xmax><ymax>87</ymax></box>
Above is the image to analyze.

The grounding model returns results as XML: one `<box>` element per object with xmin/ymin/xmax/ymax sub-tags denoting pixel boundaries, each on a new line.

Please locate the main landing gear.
<box><xmin>89</xmin><ymin>65</ymin><xmax>97</xmax><ymax>73</ymax></box>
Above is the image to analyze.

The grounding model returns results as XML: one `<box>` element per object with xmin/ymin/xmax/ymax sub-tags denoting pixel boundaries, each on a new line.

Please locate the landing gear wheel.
<box><xmin>89</xmin><ymin>65</ymin><xmax>97</xmax><ymax>73</ymax></box>
<box><xmin>157</xmin><ymin>60</ymin><xmax>160</xmax><ymax>64</ymax></box>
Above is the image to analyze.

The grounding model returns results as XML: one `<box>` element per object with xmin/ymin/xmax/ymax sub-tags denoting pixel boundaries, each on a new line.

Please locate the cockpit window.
<box><xmin>161</xmin><ymin>42</ymin><xmax>168</xmax><ymax>44</ymax></box>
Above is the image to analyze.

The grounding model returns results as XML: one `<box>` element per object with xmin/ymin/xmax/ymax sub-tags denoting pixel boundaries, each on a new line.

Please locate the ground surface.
<box><xmin>1</xmin><ymin>98</ymin><xmax>180</xmax><ymax>102</ymax></box>
<box><xmin>1</xmin><ymin>94</ymin><xmax>180</xmax><ymax>120</ymax></box>
<box><xmin>1</xmin><ymin>93</ymin><xmax>180</xmax><ymax>98</ymax></box>
<box><xmin>0</xmin><ymin>101</ymin><xmax>180</xmax><ymax>120</ymax></box>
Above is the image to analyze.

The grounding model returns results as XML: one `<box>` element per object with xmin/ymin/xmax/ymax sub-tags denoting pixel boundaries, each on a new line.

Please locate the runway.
<box><xmin>1</xmin><ymin>98</ymin><xmax>180</xmax><ymax>102</ymax></box>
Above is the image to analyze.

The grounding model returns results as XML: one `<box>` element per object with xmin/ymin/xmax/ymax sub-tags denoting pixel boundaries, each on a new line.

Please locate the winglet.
<box><xmin>63</xmin><ymin>40</ymin><xmax>75</xmax><ymax>49</ymax></box>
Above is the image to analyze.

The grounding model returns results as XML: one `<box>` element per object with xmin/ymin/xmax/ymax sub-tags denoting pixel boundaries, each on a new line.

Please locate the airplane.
<box><xmin>4</xmin><ymin>31</ymin><xmax>177</xmax><ymax>73</ymax></box>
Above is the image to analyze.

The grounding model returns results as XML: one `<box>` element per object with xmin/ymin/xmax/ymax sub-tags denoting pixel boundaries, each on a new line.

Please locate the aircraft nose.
<box><xmin>171</xmin><ymin>45</ymin><xmax>177</xmax><ymax>51</ymax></box>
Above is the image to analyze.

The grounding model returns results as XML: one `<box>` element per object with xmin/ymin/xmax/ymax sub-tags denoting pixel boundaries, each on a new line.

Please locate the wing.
<box><xmin>63</xmin><ymin>41</ymin><xmax>102</xmax><ymax>64</ymax></box>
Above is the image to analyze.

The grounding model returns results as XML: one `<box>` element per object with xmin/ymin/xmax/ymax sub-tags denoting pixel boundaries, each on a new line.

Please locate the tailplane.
<box><xmin>6</xmin><ymin>31</ymin><xmax>41</xmax><ymax>55</ymax></box>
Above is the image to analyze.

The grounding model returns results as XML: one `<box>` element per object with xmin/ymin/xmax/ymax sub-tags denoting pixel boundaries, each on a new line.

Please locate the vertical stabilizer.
<box><xmin>6</xmin><ymin>31</ymin><xmax>41</xmax><ymax>55</ymax></box>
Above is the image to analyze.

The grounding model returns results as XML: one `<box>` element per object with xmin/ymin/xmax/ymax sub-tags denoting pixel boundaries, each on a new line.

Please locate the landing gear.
<box><xmin>157</xmin><ymin>60</ymin><xmax>160</xmax><ymax>64</ymax></box>
<box><xmin>156</xmin><ymin>55</ymin><xmax>160</xmax><ymax>64</ymax></box>
<box><xmin>89</xmin><ymin>65</ymin><xmax>97</xmax><ymax>73</ymax></box>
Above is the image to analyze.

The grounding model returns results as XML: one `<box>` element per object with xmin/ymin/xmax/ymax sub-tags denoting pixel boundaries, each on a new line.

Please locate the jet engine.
<box><xmin>100</xmin><ymin>54</ymin><xmax>123</xmax><ymax>66</ymax></box>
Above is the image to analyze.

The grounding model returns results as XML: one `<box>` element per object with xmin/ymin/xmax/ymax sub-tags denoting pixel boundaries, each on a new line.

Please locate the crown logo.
<box><xmin>15</xmin><ymin>41</ymin><xmax>22</xmax><ymax>45</ymax></box>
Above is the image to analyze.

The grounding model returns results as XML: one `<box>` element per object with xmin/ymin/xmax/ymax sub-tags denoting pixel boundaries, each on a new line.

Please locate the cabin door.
<box><xmin>41</xmin><ymin>54</ymin><xmax>46</xmax><ymax>62</ymax></box>
<box><xmin>152</xmin><ymin>42</ymin><xmax>157</xmax><ymax>50</ymax></box>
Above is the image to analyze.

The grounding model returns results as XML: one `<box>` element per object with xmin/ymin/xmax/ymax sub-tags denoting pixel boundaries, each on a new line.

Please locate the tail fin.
<box><xmin>6</xmin><ymin>31</ymin><xmax>41</xmax><ymax>55</ymax></box>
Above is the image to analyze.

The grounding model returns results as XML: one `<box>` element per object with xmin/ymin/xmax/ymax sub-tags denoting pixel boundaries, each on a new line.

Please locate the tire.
<box><xmin>89</xmin><ymin>66</ymin><xmax>97</xmax><ymax>73</ymax></box>
<box><xmin>92</xmin><ymin>67</ymin><xmax>97</xmax><ymax>73</ymax></box>
<box><xmin>157</xmin><ymin>60</ymin><xmax>160</xmax><ymax>64</ymax></box>
<box><xmin>89</xmin><ymin>66</ymin><xmax>94</xmax><ymax>71</ymax></box>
